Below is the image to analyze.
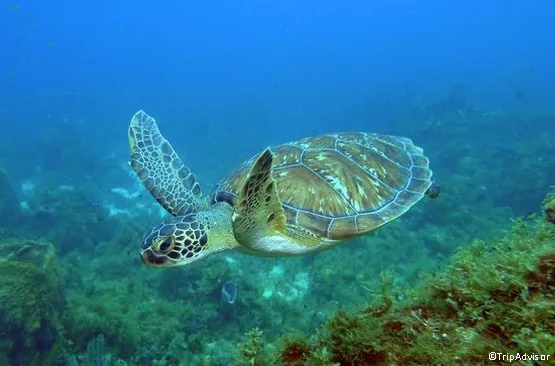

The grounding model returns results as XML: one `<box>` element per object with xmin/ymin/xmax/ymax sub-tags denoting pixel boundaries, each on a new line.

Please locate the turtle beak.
<box><xmin>140</xmin><ymin>249</ymin><xmax>168</xmax><ymax>267</ymax></box>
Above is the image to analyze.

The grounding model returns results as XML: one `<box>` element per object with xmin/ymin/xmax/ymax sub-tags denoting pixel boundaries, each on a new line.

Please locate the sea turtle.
<box><xmin>128</xmin><ymin>110</ymin><xmax>434</xmax><ymax>267</ymax></box>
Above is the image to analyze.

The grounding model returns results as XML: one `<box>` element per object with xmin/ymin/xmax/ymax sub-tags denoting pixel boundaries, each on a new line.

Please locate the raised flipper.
<box><xmin>232</xmin><ymin>148</ymin><xmax>287</xmax><ymax>246</ymax></box>
<box><xmin>128</xmin><ymin>110</ymin><xmax>207</xmax><ymax>216</ymax></box>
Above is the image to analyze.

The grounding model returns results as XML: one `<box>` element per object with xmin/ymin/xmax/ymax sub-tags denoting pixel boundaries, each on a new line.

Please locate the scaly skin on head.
<box><xmin>140</xmin><ymin>203</ymin><xmax>239</xmax><ymax>267</ymax></box>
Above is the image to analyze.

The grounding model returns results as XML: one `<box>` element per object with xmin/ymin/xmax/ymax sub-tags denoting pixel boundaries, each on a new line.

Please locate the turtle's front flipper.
<box><xmin>232</xmin><ymin>148</ymin><xmax>287</xmax><ymax>246</ymax></box>
<box><xmin>128</xmin><ymin>110</ymin><xmax>207</xmax><ymax>216</ymax></box>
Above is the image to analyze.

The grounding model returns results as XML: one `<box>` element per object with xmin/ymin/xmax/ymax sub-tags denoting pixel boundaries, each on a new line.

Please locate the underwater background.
<box><xmin>0</xmin><ymin>1</ymin><xmax>554</xmax><ymax>365</ymax></box>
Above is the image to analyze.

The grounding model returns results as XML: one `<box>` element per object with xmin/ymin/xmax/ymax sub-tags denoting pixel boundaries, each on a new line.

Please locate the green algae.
<box><xmin>544</xmin><ymin>188</ymin><xmax>555</xmax><ymax>224</ymax></box>
<box><xmin>0</xmin><ymin>239</ymin><xmax>65</xmax><ymax>365</ymax></box>
<box><xmin>0</xmin><ymin>104</ymin><xmax>552</xmax><ymax>365</ymax></box>
<box><xmin>237</xmin><ymin>202</ymin><xmax>555</xmax><ymax>365</ymax></box>
<box><xmin>236</xmin><ymin>328</ymin><xmax>268</xmax><ymax>366</ymax></box>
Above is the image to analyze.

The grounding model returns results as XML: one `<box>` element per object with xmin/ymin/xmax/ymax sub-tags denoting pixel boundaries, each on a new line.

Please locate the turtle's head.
<box><xmin>139</xmin><ymin>205</ymin><xmax>237</xmax><ymax>267</ymax></box>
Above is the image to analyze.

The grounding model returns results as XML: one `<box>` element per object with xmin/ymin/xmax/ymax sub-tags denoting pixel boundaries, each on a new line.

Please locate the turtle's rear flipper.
<box><xmin>232</xmin><ymin>148</ymin><xmax>287</xmax><ymax>246</ymax></box>
<box><xmin>128</xmin><ymin>110</ymin><xmax>206</xmax><ymax>216</ymax></box>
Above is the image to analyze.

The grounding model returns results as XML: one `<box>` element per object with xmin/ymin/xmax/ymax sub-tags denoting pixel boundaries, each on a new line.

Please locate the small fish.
<box><xmin>221</xmin><ymin>280</ymin><xmax>237</xmax><ymax>304</ymax></box>
<box><xmin>426</xmin><ymin>182</ymin><xmax>441</xmax><ymax>199</ymax></box>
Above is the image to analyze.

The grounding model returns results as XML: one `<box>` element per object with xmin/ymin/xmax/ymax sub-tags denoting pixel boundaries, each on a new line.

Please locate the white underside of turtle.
<box><xmin>238</xmin><ymin>234</ymin><xmax>339</xmax><ymax>257</ymax></box>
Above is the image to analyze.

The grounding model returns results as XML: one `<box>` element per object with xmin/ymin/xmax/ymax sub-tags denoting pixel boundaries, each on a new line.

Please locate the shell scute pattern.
<box><xmin>213</xmin><ymin>132</ymin><xmax>432</xmax><ymax>240</ymax></box>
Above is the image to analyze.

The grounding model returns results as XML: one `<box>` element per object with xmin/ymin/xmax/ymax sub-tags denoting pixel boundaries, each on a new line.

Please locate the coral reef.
<box><xmin>65</xmin><ymin>334</ymin><xmax>127</xmax><ymax>366</ymax></box>
<box><xmin>0</xmin><ymin>239</ymin><xmax>65</xmax><ymax>365</ymax></box>
<box><xmin>237</xmin><ymin>203</ymin><xmax>555</xmax><ymax>365</ymax></box>
<box><xmin>236</xmin><ymin>328</ymin><xmax>267</xmax><ymax>366</ymax></box>
<box><xmin>0</xmin><ymin>168</ymin><xmax>21</xmax><ymax>231</ymax></box>
<box><xmin>21</xmin><ymin>186</ymin><xmax>117</xmax><ymax>255</ymax></box>
<box><xmin>0</xmin><ymin>101</ymin><xmax>551</xmax><ymax>365</ymax></box>
<box><xmin>543</xmin><ymin>189</ymin><xmax>555</xmax><ymax>224</ymax></box>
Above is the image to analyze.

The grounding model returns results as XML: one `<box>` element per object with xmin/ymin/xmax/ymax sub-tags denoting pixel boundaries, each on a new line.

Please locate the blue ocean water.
<box><xmin>0</xmin><ymin>1</ymin><xmax>554</xmax><ymax>365</ymax></box>
<box><xmin>1</xmin><ymin>1</ymin><xmax>553</xmax><ymax>183</ymax></box>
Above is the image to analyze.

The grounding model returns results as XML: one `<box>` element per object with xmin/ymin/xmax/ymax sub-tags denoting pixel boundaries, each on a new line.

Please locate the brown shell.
<box><xmin>212</xmin><ymin>132</ymin><xmax>432</xmax><ymax>240</ymax></box>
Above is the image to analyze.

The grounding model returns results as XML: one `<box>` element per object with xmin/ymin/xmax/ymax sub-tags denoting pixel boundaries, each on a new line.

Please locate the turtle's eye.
<box><xmin>156</xmin><ymin>237</ymin><xmax>175</xmax><ymax>254</ymax></box>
